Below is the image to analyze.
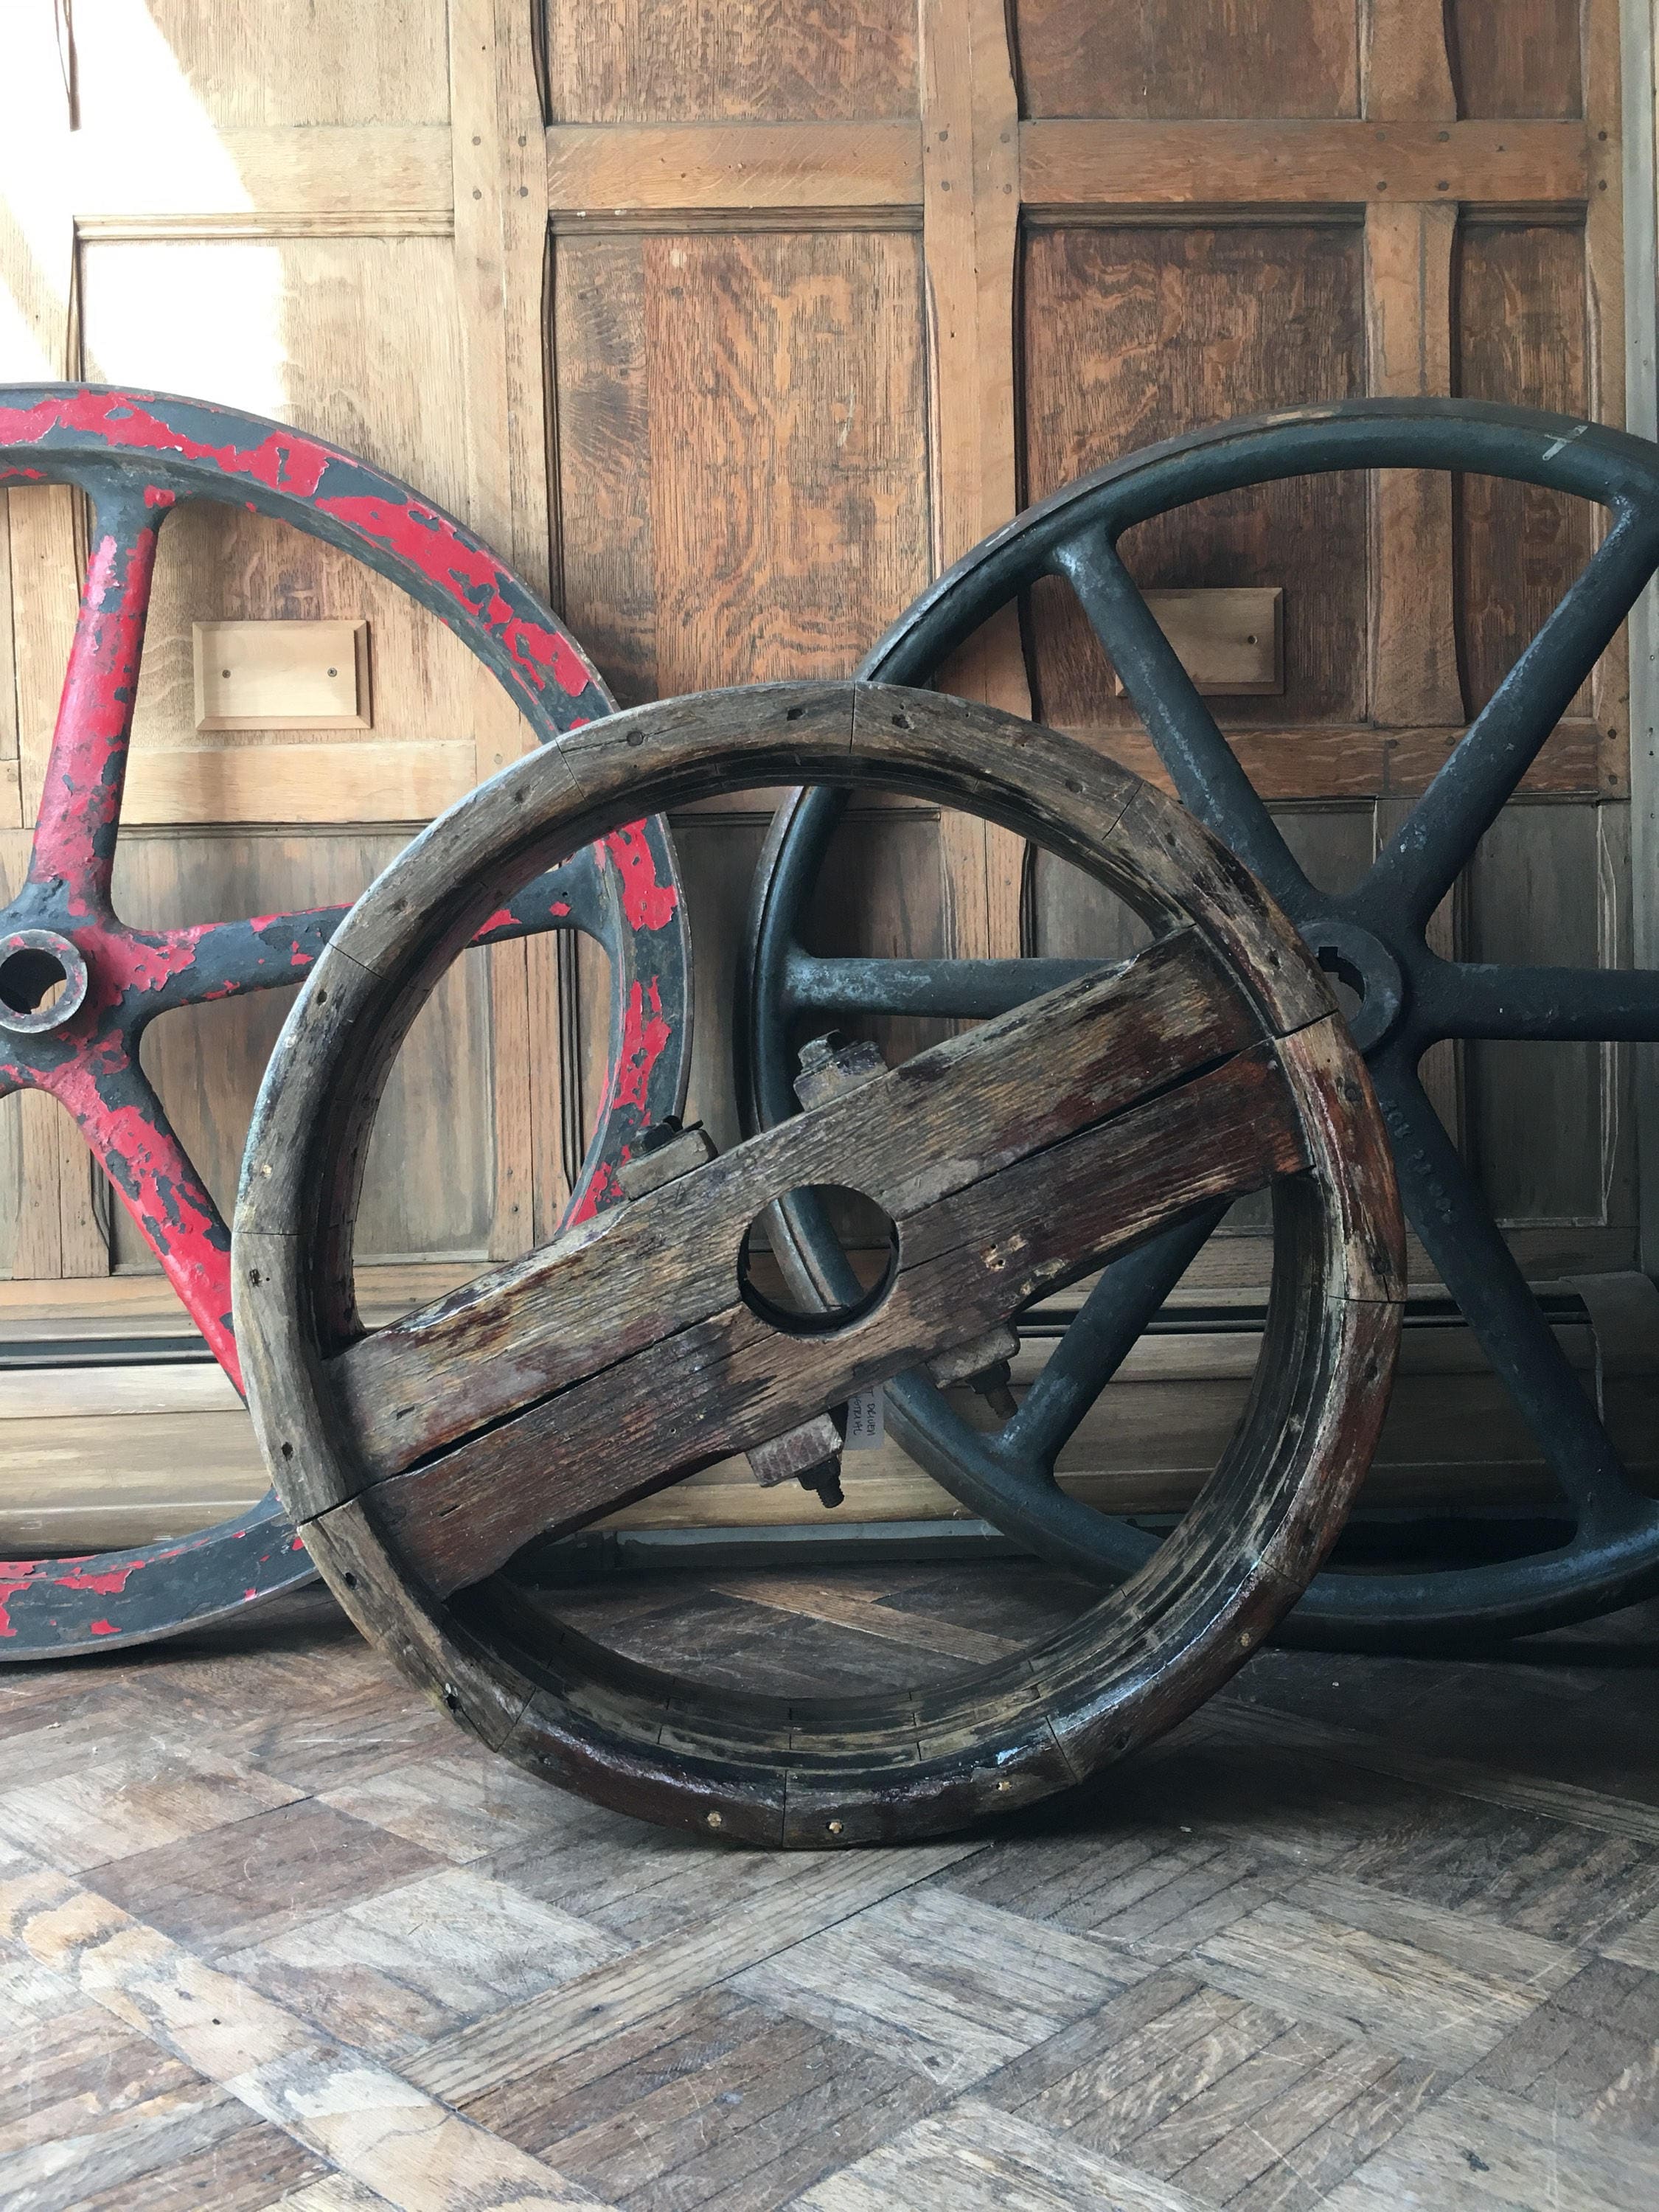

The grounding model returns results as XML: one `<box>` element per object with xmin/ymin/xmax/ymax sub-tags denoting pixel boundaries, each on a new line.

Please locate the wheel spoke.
<box><xmin>1416</xmin><ymin>953</ymin><xmax>1659</xmax><ymax>1043</ymax></box>
<box><xmin>1363</xmin><ymin>507</ymin><xmax>1659</xmax><ymax>931</ymax></box>
<box><xmin>28</xmin><ymin>482</ymin><xmax>164</xmax><ymax>910</ymax></box>
<box><xmin>131</xmin><ymin>848</ymin><xmax>611</xmax><ymax>1018</ymax></box>
<box><xmin>38</xmin><ymin>1060</ymin><xmax>237</xmax><ymax>1385</ymax></box>
<box><xmin>999</xmin><ymin>1206</ymin><xmax>1226</xmax><ymax>1472</ymax></box>
<box><xmin>1055</xmin><ymin>532</ymin><xmax>1315</xmax><ymax>919</ymax></box>
<box><xmin>1377</xmin><ymin>1058</ymin><xmax>1633</xmax><ymax>1531</ymax></box>
<box><xmin>784</xmin><ymin>949</ymin><xmax>1105</xmax><ymax>1020</ymax></box>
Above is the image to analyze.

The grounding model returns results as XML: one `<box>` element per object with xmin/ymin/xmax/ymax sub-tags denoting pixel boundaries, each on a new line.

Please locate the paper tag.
<box><xmin>842</xmin><ymin>1388</ymin><xmax>886</xmax><ymax>1451</ymax></box>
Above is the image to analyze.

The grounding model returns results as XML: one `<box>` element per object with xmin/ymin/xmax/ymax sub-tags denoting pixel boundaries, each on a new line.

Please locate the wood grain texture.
<box><xmin>327</xmin><ymin>942</ymin><xmax>1292</xmax><ymax>1569</ymax></box>
<box><xmin>1020</xmin><ymin>119</ymin><xmax>1589</xmax><ymax>207</ymax></box>
<box><xmin>1363</xmin><ymin>0</ymin><xmax>1458</xmax><ymax>120</ymax></box>
<box><xmin>6</xmin><ymin>1561</ymin><xmax>1659</xmax><ymax>2208</ymax></box>
<box><xmin>1365</xmin><ymin>203</ymin><xmax>1462</xmax><ymax>728</ymax></box>
<box><xmin>1015</xmin><ymin>0</ymin><xmax>1360</xmax><ymax>119</ymax></box>
<box><xmin>1454</xmin><ymin>221</ymin><xmax>1593</xmax><ymax>718</ymax></box>
<box><xmin>543</xmin><ymin>0</ymin><xmax>919</xmax><ymax>124</ymax></box>
<box><xmin>1447</xmin><ymin>0</ymin><xmax>1585</xmax><ymax>118</ymax></box>
<box><xmin>546</xmin><ymin>120</ymin><xmax>922</xmax><ymax>215</ymax></box>
<box><xmin>554</xmin><ymin>231</ymin><xmax>929</xmax><ymax>707</ymax></box>
<box><xmin>920</xmin><ymin>0</ymin><xmax>1028</xmax><ymax>967</ymax></box>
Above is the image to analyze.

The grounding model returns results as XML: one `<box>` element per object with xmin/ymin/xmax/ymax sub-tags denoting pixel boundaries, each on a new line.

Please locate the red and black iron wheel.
<box><xmin>0</xmin><ymin>386</ymin><xmax>690</xmax><ymax>1657</ymax></box>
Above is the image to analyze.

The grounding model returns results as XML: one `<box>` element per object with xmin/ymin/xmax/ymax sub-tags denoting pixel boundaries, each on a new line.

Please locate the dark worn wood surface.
<box><xmin>235</xmin><ymin>684</ymin><xmax>1403</xmax><ymax>1845</ymax></box>
<box><xmin>333</xmin><ymin>939</ymin><xmax>1290</xmax><ymax>1587</ymax></box>
<box><xmin>3</xmin><ymin>1571</ymin><xmax>1658</xmax><ymax>2210</ymax></box>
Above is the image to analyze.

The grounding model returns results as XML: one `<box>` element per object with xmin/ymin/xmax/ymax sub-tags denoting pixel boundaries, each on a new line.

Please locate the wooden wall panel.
<box><xmin>1020</xmin><ymin>223</ymin><xmax>1368</xmax><ymax>733</ymax></box>
<box><xmin>1014</xmin><ymin>1</ymin><xmax>1360</xmax><ymax>120</ymax></box>
<box><xmin>546</xmin><ymin>0</ymin><xmax>917</xmax><ymax>122</ymax></box>
<box><xmin>555</xmin><ymin>230</ymin><xmax>930</xmax><ymax>705</ymax></box>
<box><xmin>1455</xmin><ymin>220</ymin><xmax>1593</xmax><ymax>717</ymax></box>
<box><xmin>74</xmin><ymin>0</ymin><xmax>451</xmax><ymax>129</ymax></box>
<box><xmin>79</xmin><ymin>237</ymin><xmax>518</xmax><ymax>779</ymax></box>
<box><xmin>113</xmin><ymin>832</ymin><xmax>495</xmax><ymax>1270</ymax></box>
<box><xmin>1447</xmin><ymin>0</ymin><xmax>1584</xmax><ymax>119</ymax></box>
<box><xmin>0</xmin><ymin>497</ymin><xmax>18</xmax><ymax>827</ymax></box>
<box><xmin>1467</xmin><ymin>804</ymin><xmax>1624</xmax><ymax>1230</ymax></box>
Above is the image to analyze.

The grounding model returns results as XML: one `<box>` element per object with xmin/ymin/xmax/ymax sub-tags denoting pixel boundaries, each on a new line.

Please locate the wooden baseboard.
<box><xmin>4</xmin><ymin>1299</ymin><xmax>1650</xmax><ymax>1554</ymax></box>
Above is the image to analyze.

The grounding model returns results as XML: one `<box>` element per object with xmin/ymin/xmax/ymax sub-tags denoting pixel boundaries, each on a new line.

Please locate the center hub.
<box><xmin>1305</xmin><ymin>917</ymin><xmax>1405</xmax><ymax>1054</ymax></box>
<box><xmin>0</xmin><ymin>927</ymin><xmax>91</xmax><ymax>1037</ymax></box>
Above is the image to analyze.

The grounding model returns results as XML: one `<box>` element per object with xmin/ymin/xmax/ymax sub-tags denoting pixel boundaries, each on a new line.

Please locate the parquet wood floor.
<box><xmin>3</xmin><ymin>1557</ymin><xmax>1658</xmax><ymax>2211</ymax></box>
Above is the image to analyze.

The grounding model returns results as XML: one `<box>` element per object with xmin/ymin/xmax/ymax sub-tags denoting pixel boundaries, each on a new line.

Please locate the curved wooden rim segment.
<box><xmin>237</xmin><ymin>683</ymin><xmax>1403</xmax><ymax>1845</ymax></box>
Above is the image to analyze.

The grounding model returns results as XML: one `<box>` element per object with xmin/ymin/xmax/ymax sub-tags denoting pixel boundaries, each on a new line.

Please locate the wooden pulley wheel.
<box><xmin>236</xmin><ymin>682</ymin><xmax>1404</xmax><ymax>1846</ymax></box>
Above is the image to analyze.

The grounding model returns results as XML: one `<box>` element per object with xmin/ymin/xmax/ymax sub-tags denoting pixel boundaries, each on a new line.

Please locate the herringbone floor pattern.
<box><xmin>4</xmin><ymin>1557</ymin><xmax>1658</xmax><ymax>2210</ymax></box>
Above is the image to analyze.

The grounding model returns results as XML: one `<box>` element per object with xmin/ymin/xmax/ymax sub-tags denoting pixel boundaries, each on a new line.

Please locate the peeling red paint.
<box><xmin>29</xmin><ymin>515</ymin><xmax>158</xmax><ymax>891</ymax></box>
<box><xmin>605</xmin><ymin>824</ymin><xmax>681</xmax><ymax>932</ymax></box>
<box><xmin>613</xmin><ymin>978</ymin><xmax>672</xmax><ymax>1112</ymax></box>
<box><xmin>88</xmin><ymin>1620</ymin><xmax>119</xmax><ymax>1635</ymax></box>
<box><xmin>566</xmin><ymin>1158</ymin><xmax>619</xmax><ymax>1225</ymax></box>
<box><xmin>53</xmin><ymin>1565</ymin><xmax>137</xmax><ymax>1596</ymax></box>
<box><xmin>0</xmin><ymin>390</ymin><xmax>333</xmax><ymax>498</ymax></box>
<box><xmin>316</xmin><ymin>494</ymin><xmax>595</xmax><ymax>697</ymax></box>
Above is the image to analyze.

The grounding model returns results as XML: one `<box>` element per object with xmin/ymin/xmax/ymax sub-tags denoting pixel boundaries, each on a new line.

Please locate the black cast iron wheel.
<box><xmin>740</xmin><ymin>397</ymin><xmax>1659</xmax><ymax>1651</ymax></box>
<box><xmin>0</xmin><ymin>386</ymin><xmax>690</xmax><ymax>1656</ymax></box>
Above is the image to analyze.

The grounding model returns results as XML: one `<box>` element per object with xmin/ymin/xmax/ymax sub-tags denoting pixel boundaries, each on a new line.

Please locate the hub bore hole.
<box><xmin>1315</xmin><ymin>943</ymin><xmax>1366</xmax><ymax>1025</ymax></box>
<box><xmin>737</xmin><ymin>1184</ymin><xmax>897</xmax><ymax>1335</ymax></box>
<box><xmin>0</xmin><ymin>947</ymin><xmax>69</xmax><ymax>1017</ymax></box>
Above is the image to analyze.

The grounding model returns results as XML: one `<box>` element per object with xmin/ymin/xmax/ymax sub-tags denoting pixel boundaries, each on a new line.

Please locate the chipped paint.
<box><xmin>605</xmin><ymin>823</ymin><xmax>681</xmax><ymax>932</ymax></box>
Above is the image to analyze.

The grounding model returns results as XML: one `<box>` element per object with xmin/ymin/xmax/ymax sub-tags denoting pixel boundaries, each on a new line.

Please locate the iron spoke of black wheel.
<box><xmin>1363</xmin><ymin>509</ymin><xmax>1659</xmax><ymax>932</ymax></box>
<box><xmin>1380</xmin><ymin>1058</ymin><xmax>1637</xmax><ymax>1532</ymax></box>
<box><xmin>1055</xmin><ymin>532</ymin><xmax>1315</xmax><ymax>921</ymax></box>
<box><xmin>997</xmin><ymin>1206</ymin><xmax>1227</xmax><ymax>1475</ymax></box>
<box><xmin>783</xmin><ymin>949</ymin><xmax>1105</xmax><ymax>1020</ymax></box>
<box><xmin>1416</xmin><ymin>953</ymin><xmax>1659</xmax><ymax>1043</ymax></box>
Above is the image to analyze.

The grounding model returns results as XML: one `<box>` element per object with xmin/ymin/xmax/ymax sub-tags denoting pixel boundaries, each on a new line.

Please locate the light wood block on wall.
<box><xmin>194</xmin><ymin>620</ymin><xmax>372</xmax><ymax>732</ymax></box>
<box><xmin>1111</xmin><ymin>588</ymin><xmax>1284</xmax><ymax>698</ymax></box>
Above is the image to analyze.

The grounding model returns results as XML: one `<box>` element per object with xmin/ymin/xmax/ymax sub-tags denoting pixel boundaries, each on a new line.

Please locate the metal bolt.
<box><xmin>827</xmin><ymin>1818</ymin><xmax>844</xmax><ymax>1834</ymax></box>
<box><xmin>706</xmin><ymin>1810</ymin><xmax>723</xmax><ymax>1829</ymax></box>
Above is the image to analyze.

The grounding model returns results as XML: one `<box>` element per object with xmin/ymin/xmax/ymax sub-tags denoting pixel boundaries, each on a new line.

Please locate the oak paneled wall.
<box><xmin>1467</xmin><ymin>801</ymin><xmax>1634</xmax><ymax>1229</ymax></box>
<box><xmin>1455</xmin><ymin>220</ymin><xmax>1593</xmax><ymax>717</ymax></box>
<box><xmin>1447</xmin><ymin>0</ymin><xmax>1584</xmax><ymax>117</ymax></box>
<box><xmin>545</xmin><ymin>0</ymin><xmax>917</xmax><ymax>122</ymax></box>
<box><xmin>1013</xmin><ymin>1</ymin><xmax>1361</xmax><ymax>120</ymax></box>
<box><xmin>74</xmin><ymin>0</ymin><xmax>453</xmax><ymax>129</ymax></box>
<box><xmin>1020</xmin><ymin>223</ymin><xmax>1368</xmax><ymax>734</ymax></box>
<box><xmin>554</xmin><ymin>230</ymin><xmax>931</xmax><ymax>704</ymax></box>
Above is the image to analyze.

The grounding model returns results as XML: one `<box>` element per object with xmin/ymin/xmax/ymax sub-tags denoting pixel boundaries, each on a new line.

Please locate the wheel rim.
<box><xmin>236</xmin><ymin>682</ymin><xmax>1402</xmax><ymax>1844</ymax></box>
<box><xmin>740</xmin><ymin>397</ymin><xmax>1659</xmax><ymax>1649</ymax></box>
<box><xmin>0</xmin><ymin>386</ymin><xmax>690</xmax><ymax>1656</ymax></box>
